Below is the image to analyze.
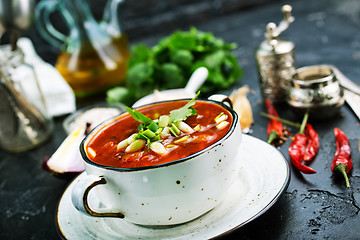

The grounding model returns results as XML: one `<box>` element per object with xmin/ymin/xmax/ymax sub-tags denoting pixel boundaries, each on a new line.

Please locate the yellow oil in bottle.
<box><xmin>55</xmin><ymin>35</ymin><xmax>130</xmax><ymax>98</ymax></box>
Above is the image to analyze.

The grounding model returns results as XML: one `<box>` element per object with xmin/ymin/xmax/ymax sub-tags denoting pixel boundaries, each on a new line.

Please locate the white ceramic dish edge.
<box><xmin>56</xmin><ymin>134</ymin><xmax>290</xmax><ymax>239</ymax></box>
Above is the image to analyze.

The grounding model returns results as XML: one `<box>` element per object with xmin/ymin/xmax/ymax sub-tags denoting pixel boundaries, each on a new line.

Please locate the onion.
<box><xmin>43</xmin><ymin>126</ymin><xmax>85</xmax><ymax>176</ymax></box>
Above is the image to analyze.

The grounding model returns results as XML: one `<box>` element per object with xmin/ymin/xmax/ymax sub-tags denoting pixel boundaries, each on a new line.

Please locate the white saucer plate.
<box><xmin>57</xmin><ymin>134</ymin><xmax>290</xmax><ymax>239</ymax></box>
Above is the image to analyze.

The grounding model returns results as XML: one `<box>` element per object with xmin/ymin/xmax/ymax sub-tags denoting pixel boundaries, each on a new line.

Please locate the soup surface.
<box><xmin>85</xmin><ymin>100</ymin><xmax>233</xmax><ymax>168</ymax></box>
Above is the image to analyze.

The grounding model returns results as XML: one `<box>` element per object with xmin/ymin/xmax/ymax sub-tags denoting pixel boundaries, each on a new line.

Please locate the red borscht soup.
<box><xmin>85</xmin><ymin>100</ymin><xmax>233</xmax><ymax>168</ymax></box>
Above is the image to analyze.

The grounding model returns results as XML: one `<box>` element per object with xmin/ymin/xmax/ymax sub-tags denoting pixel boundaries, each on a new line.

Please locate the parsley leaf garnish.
<box><xmin>169</xmin><ymin>91</ymin><xmax>200</xmax><ymax>123</ymax></box>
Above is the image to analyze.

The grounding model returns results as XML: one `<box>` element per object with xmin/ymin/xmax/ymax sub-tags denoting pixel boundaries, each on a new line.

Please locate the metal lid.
<box><xmin>257</xmin><ymin>39</ymin><xmax>295</xmax><ymax>56</ymax></box>
<box><xmin>256</xmin><ymin>5</ymin><xmax>295</xmax><ymax>56</ymax></box>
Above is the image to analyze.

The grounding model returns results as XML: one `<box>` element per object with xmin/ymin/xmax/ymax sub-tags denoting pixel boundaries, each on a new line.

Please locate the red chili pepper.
<box><xmin>332</xmin><ymin>128</ymin><xmax>352</xmax><ymax>188</ymax></box>
<box><xmin>303</xmin><ymin>124</ymin><xmax>319</xmax><ymax>162</ymax></box>
<box><xmin>265</xmin><ymin>99</ymin><xmax>283</xmax><ymax>144</ymax></box>
<box><xmin>288</xmin><ymin>113</ymin><xmax>316</xmax><ymax>174</ymax></box>
<box><xmin>288</xmin><ymin>133</ymin><xmax>307</xmax><ymax>162</ymax></box>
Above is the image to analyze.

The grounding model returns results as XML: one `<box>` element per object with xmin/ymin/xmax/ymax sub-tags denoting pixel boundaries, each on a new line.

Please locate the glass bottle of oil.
<box><xmin>36</xmin><ymin>0</ymin><xmax>130</xmax><ymax>98</ymax></box>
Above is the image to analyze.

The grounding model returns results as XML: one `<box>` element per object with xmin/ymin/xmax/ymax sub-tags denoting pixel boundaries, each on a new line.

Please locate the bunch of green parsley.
<box><xmin>107</xmin><ymin>27</ymin><xmax>243</xmax><ymax>105</ymax></box>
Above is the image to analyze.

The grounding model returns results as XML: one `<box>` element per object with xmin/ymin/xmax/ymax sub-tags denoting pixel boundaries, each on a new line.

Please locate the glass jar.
<box><xmin>0</xmin><ymin>45</ymin><xmax>53</xmax><ymax>152</ymax></box>
<box><xmin>36</xmin><ymin>0</ymin><xmax>130</xmax><ymax>98</ymax></box>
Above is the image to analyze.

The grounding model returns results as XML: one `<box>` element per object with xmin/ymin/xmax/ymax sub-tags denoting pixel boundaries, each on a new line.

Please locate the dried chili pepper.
<box><xmin>265</xmin><ymin>99</ymin><xmax>283</xmax><ymax>144</ymax></box>
<box><xmin>332</xmin><ymin>128</ymin><xmax>352</xmax><ymax>188</ymax></box>
<box><xmin>303</xmin><ymin>124</ymin><xmax>319</xmax><ymax>162</ymax></box>
<box><xmin>288</xmin><ymin>113</ymin><xmax>316</xmax><ymax>174</ymax></box>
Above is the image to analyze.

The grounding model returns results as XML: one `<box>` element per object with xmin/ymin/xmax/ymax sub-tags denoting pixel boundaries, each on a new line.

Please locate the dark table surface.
<box><xmin>2</xmin><ymin>0</ymin><xmax>360</xmax><ymax>239</ymax></box>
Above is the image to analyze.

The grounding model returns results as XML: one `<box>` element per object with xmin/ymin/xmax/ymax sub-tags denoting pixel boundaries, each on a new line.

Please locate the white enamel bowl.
<box><xmin>71</xmin><ymin>98</ymin><xmax>242</xmax><ymax>226</ymax></box>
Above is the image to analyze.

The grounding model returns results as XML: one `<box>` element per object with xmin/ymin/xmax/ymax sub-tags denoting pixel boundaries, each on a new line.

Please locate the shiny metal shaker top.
<box><xmin>255</xmin><ymin>5</ymin><xmax>296</xmax><ymax>103</ymax></box>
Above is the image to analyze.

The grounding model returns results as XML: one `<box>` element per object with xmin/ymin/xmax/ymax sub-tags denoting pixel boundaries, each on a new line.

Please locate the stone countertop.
<box><xmin>1</xmin><ymin>0</ymin><xmax>360</xmax><ymax>239</ymax></box>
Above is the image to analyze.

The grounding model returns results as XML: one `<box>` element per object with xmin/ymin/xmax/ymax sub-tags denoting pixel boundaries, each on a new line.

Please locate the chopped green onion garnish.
<box><xmin>125</xmin><ymin>139</ymin><xmax>146</xmax><ymax>153</ymax></box>
<box><xmin>214</xmin><ymin>112</ymin><xmax>228</xmax><ymax>123</ymax></box>
<box><xmin>166</xmin><ymin>144</ymin><xmax>177</xmax><ymax>148</ymax></box>
<box><xmin>176</xmin><ymin>121</ymin><xmax>194</xmax><ymax>133</ymax></box>
<box><xmin>155</xmin><ymin>127</ymin><xmax>163</xmax><ymax>135</ymax></box>
<box><xmin>160</xmin><ymin>127</ymin><xmax>170</xmax><ymax>139</ymax></box>
<box><xmin>123</xmin><ymin>93</ymin><xmax>200</xmax><ymax>148</ymax></box>
<box><xmin>147</xmin><ymin>122</ymin><xmax>159</xmax><ymax>132</ymax></box>
<box><xmin>193</xmin><ymin>124</ymin><xmax>201</xmax><ymax>131</ymax></box>
<box><xmin>150</xmin><ymin>142</ymin><xmax>167</xmax><ymax>155</ymax></box>
<box><xmin>174</xmin><ymin>135</ymin><xmax>189</xmax><ymax>144</ymax></box>
<box><xmin>154</xmin><ymin>113</ymin><xmax>160</xmax><ymax>119</ymax></box>
<box><xmin>117</xmin><ymin>139</ymin><xmax>128</xmax><ymax>150</ymax></box>
<box><xmin>159</xmin><ymin>115</ymin><xmax>170</xmax><ymax>128</ymax></box>
<box><xmin>170</xmin><ymin>123</ymin><xmax>181</xmax><ymax>136</ymax></box>
<box><xmin>151</xmin><ymin>135</ymin><xmax>161</xmax><ymax>141</ymax></box>
<box><xmin>142</xmin><ymin>129</ymin><xmax>156</xmax><ymax>139</ymax></box>
<box><xmin>127</xmin><ymin>133</ymin><xmax>138</xmax><ymax>144</ymax></box>
<box><xmin>216</xmin><ymin>121</ymin><xmax>229</xmax><ymax>130</ymax></box>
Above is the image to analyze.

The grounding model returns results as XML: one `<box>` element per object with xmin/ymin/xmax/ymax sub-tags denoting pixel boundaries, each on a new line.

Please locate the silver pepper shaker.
<box><xmin>255</xmin><ymin>5</ymin><xmax>296</xmax><ymax>103</ymax></box>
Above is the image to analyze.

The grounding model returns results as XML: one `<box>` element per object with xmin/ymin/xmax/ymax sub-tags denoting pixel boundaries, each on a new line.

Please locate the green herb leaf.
<box><xmin>128</xmin><ymin>44</ymin><xmax>152</xmax><ymax>67</ymax></box>
<box><xmin>160</xmin><ymin>63</ymin><xmax>184</xmax><ymax>89</ymax></box>
<box><xmin>126</xmin><ymin>107</ymin><xmax>153</xmax><ymax>124</ymax></box>
<box><xmin>169</xmin><ymin>91</ymin><xmax>200</xmax><ymax>123</ymax></box>
<box><xmin>106</xmin><ymin>27</ymin><xmax>243</xmax><ymax>106</ymax></box>
<box><xmin>106</xmin><ymin>87</ymin><xmax>129</xmax><ymax>103</ymax></box>
<box><xmin>170</xmin><ymin>49</ymin><xmax>193</xmax><ymax>67</ymax></box>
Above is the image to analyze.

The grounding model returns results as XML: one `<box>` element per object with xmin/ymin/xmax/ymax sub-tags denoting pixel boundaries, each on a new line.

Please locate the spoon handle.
<box><xmin>184</xmin><ymin>67</ymin><xmax>208</xmax><ymax>94</ymax></box>
<box><xmin>333</xmin><ymin>66</ymin><xmax>360</xmax><ymax>96</ymax></box>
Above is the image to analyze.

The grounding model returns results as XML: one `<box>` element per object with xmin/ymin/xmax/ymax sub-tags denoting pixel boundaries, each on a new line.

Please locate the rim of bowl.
<box><xmin>292</xmin><ymin>65</ymin><xmax>336</xmax><ymax>86</ymax></box>
<box><xmin>79</xmin><ymin>98</ymin><xmax>239</xmax><ymax>172</ymax></box>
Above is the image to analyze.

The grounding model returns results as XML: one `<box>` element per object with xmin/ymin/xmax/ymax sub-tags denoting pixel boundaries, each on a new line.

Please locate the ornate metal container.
<box><xmin>287</xmin><ymin>65</ymin><xmax>345</xmax><ymax>119</ymax></box>
<box><xmin>255</xmin><ymin>5</ymin><xmax>296</xmax><ymax>103</ymax></box>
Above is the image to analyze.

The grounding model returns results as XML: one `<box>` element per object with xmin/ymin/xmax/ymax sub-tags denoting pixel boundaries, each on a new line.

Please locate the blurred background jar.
<box><xmin>0</xmin><ymin>45</ymin><xmax>53</xmax><ymax>152</ymax></box>
<box><xmin>35</xmin><ymin>0</ymin><xmax>130</xmax><ymax>98</ymax></box>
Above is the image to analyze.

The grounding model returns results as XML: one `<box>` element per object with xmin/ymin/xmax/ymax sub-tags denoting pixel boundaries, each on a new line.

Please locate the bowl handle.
<box><xmin>71</xmin><ymin>174</ymin><xmax>125</xmax><ymax>218</ymax></box>
<box><xmin>208</xmin><ymin>94</ymin><xmax>233</xmax><ymax>109</ymax></box>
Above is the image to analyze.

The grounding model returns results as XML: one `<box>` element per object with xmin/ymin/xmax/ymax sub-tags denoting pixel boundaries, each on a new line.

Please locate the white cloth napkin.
<box><xmin>17</xmin><ymin>38</ymin><xmax>76</xmax><ymax>117</ymax></box>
